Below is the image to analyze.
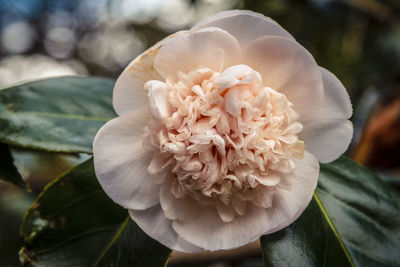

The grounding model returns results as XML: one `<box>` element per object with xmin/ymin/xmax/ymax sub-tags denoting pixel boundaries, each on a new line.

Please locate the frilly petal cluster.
<box><xmin>93</xmin><ymin>10</ymin><xmax>353</xmax><ymax>252</ymax></box>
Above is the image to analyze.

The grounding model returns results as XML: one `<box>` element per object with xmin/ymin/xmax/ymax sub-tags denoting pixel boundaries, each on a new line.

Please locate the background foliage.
<box><xmin>0</xmin><ymin>0</ymin><xmax>400</xmax><ymax>266</ymax></box>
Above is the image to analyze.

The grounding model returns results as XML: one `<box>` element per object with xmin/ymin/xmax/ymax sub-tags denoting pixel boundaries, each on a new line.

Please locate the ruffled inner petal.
<box><xmin>143</xmin><ymin>64</ymin><xmax>307</xmax><ymax>223</ymax></box>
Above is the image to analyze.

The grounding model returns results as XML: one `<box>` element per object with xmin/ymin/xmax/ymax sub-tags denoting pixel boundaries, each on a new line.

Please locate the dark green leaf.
<box><xmin>20</xmin><ymin>158</ymin><xmax>171</xmax><ymax>267</ymax></box>
<box><xmin>0</xmin><ymin>77</ymin><xmax>116</xmax><ymax>154</ymax></box>
<box><xmin>317</xmin><ymin>157</ymin><xmax>400</xmax><ymax>266</ymax></box>
<box><xmin>261</xmin><ymin>157</ymin><xmax>400</xmax><ymax>266</ymax></box>
<box><xmin>94</xmin><ymin>219</ymin><xmax>171</xmax><ymax>267</ymax></box>
<box><xmin>261</xmin><ymin>194</ymin><xmax>353</xmax><ymax>267</ymax></box>
<box><xmin>0</xmin><ymin>191</ymin><xmax>33</xmax><ymax>266</ymax></box>
<box><xmin>0</xmin><ymin>143</ymin><xmax>27</xmax><ymax>189</ymax></box>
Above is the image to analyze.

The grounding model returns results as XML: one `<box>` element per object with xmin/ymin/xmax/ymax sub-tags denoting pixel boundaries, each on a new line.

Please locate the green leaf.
<box><xmin>0</xmin><ymin>77</ymin><xmax>116</xmax><ymax>154</ymax></box>
<box><xmin>0</xmin><ymin>143</ymin><xmax>27</xmax><ymax>189</ymax></box>
<box><xmin>261</xmin><ymin>156</ymin><xmax>400</xmax><ymax>266</ymax></box>
<box><xmin>0</xmin><ymin>191</ymin><xmax>33</xmax><ymax>266</ymax></box>
<box><xmin>20</xmin><ymin>158</ymin><xmax>171</xmax><ymax>267</ymax></box>
<box><xmin>94</xmin><ymin>219</ymin><xmax>171</xmax><ymax>267</ymax></box>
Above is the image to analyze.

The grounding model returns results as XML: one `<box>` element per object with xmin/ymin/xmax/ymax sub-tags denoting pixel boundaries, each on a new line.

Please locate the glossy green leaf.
<box><xmin>261</xmin><ymin>157</ymin><xmax>400</xmax><ymax>266</ymax></box>
<box><xmin>261</xmin><ymin>194</ymin><xmax>353</xmax><ymax>267</ymax></box>
<box><xmin>94</xmin><ymin>219</ymin><xmax>171</xmax><ymax>267</ymax></box>
<box><xmin>0</xmin><ymin>143</ymin><xmax>26</xmax><ymax>189</ymax></box>
<box><xmin>0</xmin><ymin>77</ymin><xmax>116</xmax><ymax>154</ymax></box>
<box><xmin>20</xmin><ymin>158</ymin><xmax>171</xmax><ymax>267</ymax></box>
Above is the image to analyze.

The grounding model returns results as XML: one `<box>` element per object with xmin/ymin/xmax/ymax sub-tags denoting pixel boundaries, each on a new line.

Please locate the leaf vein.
<box><xmin>313</xmin><ymin>192</ymin><xmax>355</xmax><ymax>267</ymax></box>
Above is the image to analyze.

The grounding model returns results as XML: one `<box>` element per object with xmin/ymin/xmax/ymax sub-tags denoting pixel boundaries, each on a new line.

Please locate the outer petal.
<box><xmin>129</xmin><ymin>205</ymin><xmax>202</xmax><ymax>253</ymax></box>
<box><xmin>263</xmin><ymin>152</ymin><xmax>319</xmax><ymax>233</ymax></box>
<box><xmin>243</xmin><ymin>36</ymin><xmax>324</xmax><ymax>119</ymax></box>
<box><xmin>317</xmin><ymin>67</ymin><xmax>352</xmax><ymax>119</ymax></box>
<box><xmin>191</xmin><ymin>10</ymin><xmax>295</xmax><ymax>47</ymax></box>
<box><xmin>113</xmin><ymin>47</ymin><xmax>162</xmax><ymax>115</ymax></box>
<box><xmin>170</xmin><ymin>152</ymin><xmax>319</xmax><ymax>251</ymax></box>
<box><xmin>93</xmin><ymin>107</ymin><xmax>162</xmax><ymax>210</ymax></box>
<box><xmin>113</xmin><ymin>31</ymin><xmax>187</xmax><ymax>115</ymax></box>
<box><xmin>154</xmin><ymin>27</ymin><xmax>241</xmax><ymax>78</ymax></box>
<box><xmin>160</xmin><ymin>179</ymin><xmax>202</xmax><ymax>222</ymax></box>
<box><xmin>301</xmin><ymin>68</ymin><xmax>353</xmax><ymax>163</ymax></box>
<box><xmin>172</xmin><ymin>203</ymin><xmax>269</xmax><ymax>251</ymax></box>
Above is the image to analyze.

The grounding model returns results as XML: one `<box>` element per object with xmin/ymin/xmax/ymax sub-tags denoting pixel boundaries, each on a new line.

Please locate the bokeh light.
<box><xmin>0</xmin><ymin>0</ymin><xmax>239</xmax><ymax>86</ymax></box>
<box><xmin>1</xmin><ymin>21</ymin><xmax>35</xmax><ymax>54</ymax></box>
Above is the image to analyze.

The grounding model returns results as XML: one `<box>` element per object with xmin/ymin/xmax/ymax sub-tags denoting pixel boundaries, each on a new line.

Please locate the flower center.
<box><xmin>144</xmin><ymin>64</ymin><xmax>305</xmax><ymax>221</ymax></box>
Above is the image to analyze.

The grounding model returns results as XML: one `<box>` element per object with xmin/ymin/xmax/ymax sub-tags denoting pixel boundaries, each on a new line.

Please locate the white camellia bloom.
<box><xmin>93</xmin><ymin>10</ymin><xmax>353</xmax><ymax>252</ymax></box>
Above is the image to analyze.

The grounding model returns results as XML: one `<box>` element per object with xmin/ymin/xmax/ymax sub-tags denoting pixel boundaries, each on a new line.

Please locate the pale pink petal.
<box><xmin>129</xmin><ymin>206</ymin><xmax>202</xmax><ymax>253</ymax></box>
<box><xmin>145</xmin><ymin>80</ymin><xmax>173</xmax><ymax>121</ymax></box>
<box><xmin>302</xmin><ymin>120</ymin><xmax>353</xmax><ymax>164</ymax></box>
<box><xmin>113</xmin><ymin>31</ymin><xmax>188</xmax><ymax>115</ymax></box>
<box><xmin>215</xmin><ymin>64</ymin><xmax>259</xmax><ymax>89</ymax></box>
<box><xmin>154</xmin><ymin>27</ymin><xmax>241</xmax><ymax>78</ymax></box>
<box><xmin>317</xmin><ymin>67</ymin><xmax>352</xmax><ymax>119</ymax></box>
<box><xmin>215</xmin><ymin>202</ymin><xmax>236</xmax><ymax>223</ymax></box>
<box><xmin>255</xmin><ymin>174</ymin><xmax>281</xmax><ymax>186</ymax></box>
<box><xmin>224</xmin><ymin>88</ymin><xmax>241</xmax><ymax>117</ymax></box>
<box><xmin>93</xmin><ymin>107</ymin><xmax>162</xmax><ymax>210</ymax></box>
<box><xmin>171</xmin><ymin>152</ymin><xmax>318</xmax><ymax>250</ymax></box>
<box><xmin>113</xmin><ymin>48</ymin><xmax>162</xmax><ymax>116</ymax></box>
<box><xmin>159</xmin><ymin>179</ymin><xmax>201</xmax><ymax>222</ymax></box>
<box><xmin>192</xmin><ymin>10</ymin><xmax>295</xmax><ymax>47</ymax></box>
<box><xmin>243</xmin><ymin>36</ymin><xmax>324</xmax><ymax>119</ymax></box>
<box><xmin>301</xmin><ymin>68</ymin><xmax>353</xmax><ymax>163</ymax></box>
<box><xmin>263</xmin><ymin>151</ymin><xmax>319</xmax><ymax>233</ymax></box>
<box><xmin>172</xmin><ymin>203</ymin><xmax>269</xmax><ymax>251</ymax></box>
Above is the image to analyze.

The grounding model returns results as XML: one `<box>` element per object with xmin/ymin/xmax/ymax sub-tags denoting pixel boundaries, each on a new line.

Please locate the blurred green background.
<box><xmin>1</xmin><ymin>0</ymin><xmax>399</xmax><ymax>266</ymax></box>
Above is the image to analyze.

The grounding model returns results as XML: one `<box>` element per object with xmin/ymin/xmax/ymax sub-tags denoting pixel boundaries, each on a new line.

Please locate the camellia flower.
<box><xmin>93</xmin><ymin>10</ymin><xmax>353</xmax><ymax>252</ymax></box>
